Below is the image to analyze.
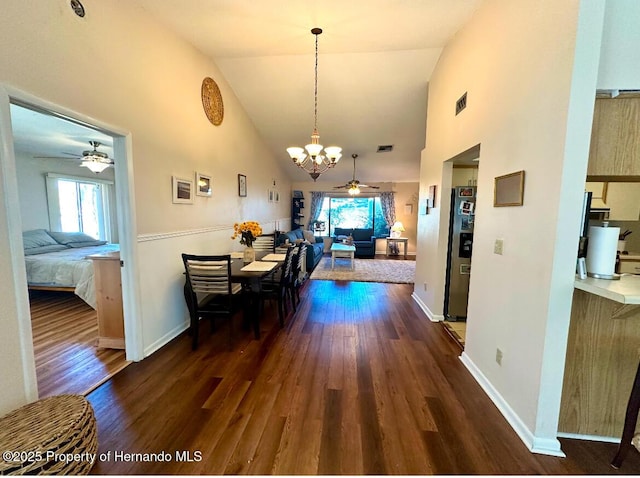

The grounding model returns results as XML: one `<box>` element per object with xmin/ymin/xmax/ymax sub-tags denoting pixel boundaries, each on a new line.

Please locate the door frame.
<box><xmin>0</xmin><ymin>84</ymin><xmax>145</xmax><ymax>399</ymax></box>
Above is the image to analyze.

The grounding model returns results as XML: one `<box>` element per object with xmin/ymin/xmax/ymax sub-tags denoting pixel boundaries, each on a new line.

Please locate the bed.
<box><xmin>23</xmin><ymin>229</ymin><xmax>120</xmax><ymax>309</ymax></box>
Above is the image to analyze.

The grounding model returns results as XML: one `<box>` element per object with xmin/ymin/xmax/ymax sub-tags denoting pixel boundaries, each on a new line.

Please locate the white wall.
<box><xmin>0</xmin><ymin>0</ymin><xmax>291</xmax><ymax>413</ymax></box>
<box><xmin>597</xmin><ymin>0</ymin><xmax>640</xmax><ymax>89</ymax></box>
<box><xmin>413</xmin><ymin>0</ymin><xmax>605</xmax><ymax>454</ymax></box>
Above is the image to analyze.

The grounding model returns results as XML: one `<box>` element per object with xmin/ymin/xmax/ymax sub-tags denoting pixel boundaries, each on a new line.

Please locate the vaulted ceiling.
<box><xmin>11</xmin><ymin>1</ymin><xmax>481</xmax><ymax>184</ymax></box>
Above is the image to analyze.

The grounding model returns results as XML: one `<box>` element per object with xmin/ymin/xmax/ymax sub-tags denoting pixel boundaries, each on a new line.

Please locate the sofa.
<box><xmin>333</xmin><ymin>227</ymin><xmax>376</xmax><ymax>258</ymax></box>
<box><xmin>276</xmin><ymin>229</ymin><xmax>324</xmax><ymax>272</ymax></box>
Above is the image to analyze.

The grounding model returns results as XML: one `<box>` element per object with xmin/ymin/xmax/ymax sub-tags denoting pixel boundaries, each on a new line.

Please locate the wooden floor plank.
<box><xmin>29</xmin><ymin>289</ymin><xmax>129</xmax><ymax>398</ymax></box>
<box><xmin>86</xmin><ymin>279</ymin><xmax>640</xmax><ymax>475</ymax></box>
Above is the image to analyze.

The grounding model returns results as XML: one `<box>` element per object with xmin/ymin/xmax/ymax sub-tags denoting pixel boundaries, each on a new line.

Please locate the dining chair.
<box><xmin>292</xmin><ymin>244</ymin><xmax>307</xmax><ymax>307</ymax></box>
<box><xmin>182</xmin><ymin>253</ymin><xmax>242</xmax><ymax>350</ymax></box>
<box><xmin>252</xmin><ymin>233</ymin><xmax>276</xmax><ymax>252</ymax></box>
<box><xmin>260</xmin><ymin>244</ymin><xmax>297</xmax><ymax>326</ymax></box>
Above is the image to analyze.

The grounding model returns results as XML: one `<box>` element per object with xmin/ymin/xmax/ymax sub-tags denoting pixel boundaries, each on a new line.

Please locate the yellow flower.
<box><xmin>232</xmin><ymin>221</ymin><xmax>262</xmax><ymax>247</ymax></box>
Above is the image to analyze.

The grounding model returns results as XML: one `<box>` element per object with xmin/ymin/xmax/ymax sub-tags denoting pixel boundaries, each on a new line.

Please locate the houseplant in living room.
<box><xmin>231</xmin><ymin>221</ymin><xmax>262</xmax><ymax>262</ymax></box>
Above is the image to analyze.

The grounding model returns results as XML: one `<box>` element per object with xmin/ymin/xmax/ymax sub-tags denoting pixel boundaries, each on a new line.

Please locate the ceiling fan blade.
<box><xmin>33</xmin><ymin>155</ymin><xmax>81</xmax><ymax>160</ymax></box>
<box><xmin>333</xmin><ymin>185</ymin><xmax>349</xmax><ymax>189</ymax></box>
<box><xmin>358</xmin><ymin>184</ymin><xmax>380</xmax><ymax>189</ymax></box>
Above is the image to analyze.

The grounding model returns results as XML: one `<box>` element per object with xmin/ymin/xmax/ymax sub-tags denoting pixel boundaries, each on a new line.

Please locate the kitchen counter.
<box><xmin>561</xmin><ymin>276</ymin><xmax>640</xmax><ymax>440</ymax></box>
<box><xmin>574</xmin><ymin>274</ymin><xmax>640</xmax><ymax>304</ymax></box>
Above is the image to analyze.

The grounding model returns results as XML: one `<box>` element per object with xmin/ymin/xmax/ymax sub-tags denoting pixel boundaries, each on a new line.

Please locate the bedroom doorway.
<box><xmin>0</xmin><ymin>87</ymin><xmax>143</xmax><ymax>400</ymax></box>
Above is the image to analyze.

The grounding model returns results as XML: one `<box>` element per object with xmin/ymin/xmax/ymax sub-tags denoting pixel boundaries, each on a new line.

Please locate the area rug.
<box><xmin>309</xmin><ymin>257</ymin><xmax>415</xmax><ymax>284</ymax></box>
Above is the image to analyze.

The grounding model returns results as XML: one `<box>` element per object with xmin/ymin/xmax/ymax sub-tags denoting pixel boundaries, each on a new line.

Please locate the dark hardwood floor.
<box><xmin>87</xmin><ymin>279</ymin><xmax>640</xmax><ymax>474</ymax></box>
<box><xmin>30</xmin><ymin>290</ymin><xmax>129</xmax><ymax>398</ymax></box>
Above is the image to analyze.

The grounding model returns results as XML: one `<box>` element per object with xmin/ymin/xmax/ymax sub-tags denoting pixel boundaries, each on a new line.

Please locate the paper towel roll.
<box><xmin>586</xmin><ymin>225</ymin><xmax>620</xmax><ymax>279</ymax></box>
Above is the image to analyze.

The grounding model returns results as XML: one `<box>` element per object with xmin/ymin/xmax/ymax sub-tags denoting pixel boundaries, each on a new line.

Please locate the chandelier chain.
<box><xmin>314</xmin><ymin>32</ymin><xmax>319</xmax><ymax>131</ymax></box>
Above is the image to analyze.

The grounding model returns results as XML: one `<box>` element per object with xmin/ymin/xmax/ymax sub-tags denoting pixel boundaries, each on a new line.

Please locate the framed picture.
<box><xmin>429</xmin><ymin>185</ymin><xmax>437</xmax><ymax>207</ymax></box>
<box><xmin>274</xmin><ymin>190</ymin><xmax>280</xmax><ymax>203</ymax></box>
<box><xmin>172</xmin><ymin>176</ymin><xmax>193</xmax><ymax>204</ymax></box>
<box><xmin>494</xmin><ymin>170</ymin><xmax>525</xmax><ymax>207</ymax></box>
<box><xmin>195</xmin><ymin>172</ymin><xmax>212</xmax><ymax>197</ymax></box>
<box><xmin>459</xmin><ymin>187</ymin><xmax>474</xmax><ymax>197</ymax></box>
<box><xmin>238</xmin><ymin>174</ymin><xmax>247</xmax><ymax>197</ymax></box>
<box><xmin>268</xmin><ymin>189</ymin><xmax>274</xmax><ymax>203</ymax></box>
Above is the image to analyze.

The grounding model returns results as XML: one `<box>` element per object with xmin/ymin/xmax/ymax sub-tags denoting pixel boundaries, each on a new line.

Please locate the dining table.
<box><xmin>183</xmin><ymin>250</ymin><xmax>286</xmax><ymax>340</ymax></box>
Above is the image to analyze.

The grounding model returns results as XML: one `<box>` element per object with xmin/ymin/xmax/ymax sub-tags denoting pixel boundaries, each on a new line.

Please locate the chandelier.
<box><xmin>286</xmin><ymin>28</ymin><xmax>341</xmax><ymax>181</ymax></box>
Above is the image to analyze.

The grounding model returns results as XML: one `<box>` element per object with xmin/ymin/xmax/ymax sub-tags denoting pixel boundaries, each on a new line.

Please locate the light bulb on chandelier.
<box><xmin>286</xmin><ymin>28</ymin><xmax>341</xmax><ymax>181</ymax></box>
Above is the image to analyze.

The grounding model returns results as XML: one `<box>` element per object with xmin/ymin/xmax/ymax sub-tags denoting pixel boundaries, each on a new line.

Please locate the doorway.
<box><xmin>442</xmin><ymin>145</ymin><xmax>480</xmax><ymax>347</ymax></box>
<box><xmin>11</xmin><ymin>102</ymin><xmax>131</xmax><ymax>397</ymax></box>
<box><xmin>0</xmin><ymin>86</ymin><xmax>143</xmax><ymax>401</ymax></box>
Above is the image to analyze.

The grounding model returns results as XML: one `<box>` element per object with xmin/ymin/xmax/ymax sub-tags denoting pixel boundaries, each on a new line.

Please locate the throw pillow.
<box><xmin>302</xmin><ymin>229</ymin><xmax>315</xmax><ymax>243</ymax></box>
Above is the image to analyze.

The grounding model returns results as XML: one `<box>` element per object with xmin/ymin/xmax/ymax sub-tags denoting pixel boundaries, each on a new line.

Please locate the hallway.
<box><xmin>88</xmin><ymin>280</ymin><xmax>640</xmax><ymax>474</ymax></box>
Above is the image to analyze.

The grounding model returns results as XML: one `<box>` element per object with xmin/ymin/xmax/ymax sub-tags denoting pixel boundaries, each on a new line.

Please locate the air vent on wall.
<box><xmin>377</xmin><ymin>144</ymin><xmax>394</xmax><ymax>153</ymax></box>
<box><xmin>456</xmin><ymin>92</ymin><xmax>467</xmax><ymax>115</ymax></box>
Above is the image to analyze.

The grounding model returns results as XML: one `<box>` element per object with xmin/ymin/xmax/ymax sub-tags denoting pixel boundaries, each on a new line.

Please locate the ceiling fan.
<box><xmin>35</xmin><ymin>140</ymin><xmax>114</xmax><ymax>173</ymax></box>
<box><xmin>333</xmin><ymin>154</ymin><xmax>380</xmax><ymax>196</ymax></box>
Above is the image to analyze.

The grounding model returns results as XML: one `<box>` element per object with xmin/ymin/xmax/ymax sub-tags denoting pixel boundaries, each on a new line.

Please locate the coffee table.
<box><xmin>330</xmin><ymin>243</ymin><xmax>356</xmax><ymax>270</ymax></box>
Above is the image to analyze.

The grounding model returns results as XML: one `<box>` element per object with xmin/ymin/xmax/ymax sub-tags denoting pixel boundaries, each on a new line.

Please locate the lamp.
<box><xmin>80</xmin><ymin>159</ymin><xmax>110</xmax><ymax>173</ymax></box>
<box><xmin>348</xmin><ymin>184</ymin><xmax>360</xmax><ymax>196</ymax></box>
<box><xmin>79</xmin><ymin>141</ymin><xmax>112</xmax><ymax>174</ymax></box>
<box><xmin>286</xmin><ymin>28</ymin><xmax>341</xmax><ymax>181</ymax></box>
<box><xmin>390</xmin><ymin>221</ymin><xmax>405</xmax><ymax>238</ymax></box>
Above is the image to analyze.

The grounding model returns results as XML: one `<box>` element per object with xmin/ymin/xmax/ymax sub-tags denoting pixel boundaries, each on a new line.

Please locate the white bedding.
<box><xmin>25</xmin><ymin>244</ymin><xmax>120</xmax><ymax>309</ymax></box>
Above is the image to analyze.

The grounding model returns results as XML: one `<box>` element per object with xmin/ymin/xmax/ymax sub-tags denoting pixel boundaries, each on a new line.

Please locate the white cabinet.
<box><xmin>607</xmin><ymin>183</ymin><xmax>640</xmax><ymax>221</ymax></box>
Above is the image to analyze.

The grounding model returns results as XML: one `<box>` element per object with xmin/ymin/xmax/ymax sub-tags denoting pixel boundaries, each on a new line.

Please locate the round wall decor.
<box><xmin>201</xmin><ymin>77</ymin><xmax>224</xmax><ymax>126</ymax></box>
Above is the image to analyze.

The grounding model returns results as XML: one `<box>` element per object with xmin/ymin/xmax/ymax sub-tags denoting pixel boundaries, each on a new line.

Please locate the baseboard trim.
<box><xmin>411</xmin><ymin>292</ymin><xmax>444</xmax><ymax>322</ymax></box>
<box><xmin>460</xmin><ymin>352</ymin><xmax>565</xmax><ymax>457</ymax></box>
<box><xmin>144</xmin><ymin>320</ymin><xmax>189</xmax><ymax>357</ymax></box>
<box><xmin>557</xmin><ymin>432</ymin><xmax>620</xmax><ymax>444</ymax></box>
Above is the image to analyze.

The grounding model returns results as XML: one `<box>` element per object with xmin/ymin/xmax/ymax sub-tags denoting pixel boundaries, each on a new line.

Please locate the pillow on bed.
<box><xmin>47</xmin><ymin>231</ymin><xmax>107</xmax><ymax>247</ymax></box>
<box><xmin>22</xmin><ymin>229</ymin><xmax>59</xmax><ymax>249</ymax></box>
<box><xmin>67</xmin><ymin>240</ymin><xmax>108</xmax><ymax>248</ymax></box>
<box><xmin>23</xmin><ymin>244</ymin><xmax>69</xmax><ymax>255</ymax></box>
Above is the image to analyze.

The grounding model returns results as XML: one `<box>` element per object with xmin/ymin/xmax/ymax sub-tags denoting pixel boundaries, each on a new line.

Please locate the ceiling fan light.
<box><xmin>348</xmin><ymin>185</ymin><xmax>360</xmax><ymax>196</ymax></box>
<box><xmin>80</xmin><ymin>160</ymin><xmax>109</xmax><ymax>173</ymax></box>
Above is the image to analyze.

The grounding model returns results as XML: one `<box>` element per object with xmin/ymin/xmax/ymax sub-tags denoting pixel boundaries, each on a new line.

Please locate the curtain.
<box><xmin>307</xmin><ymin>191</ymin><xmax>326</xmax><ymax>231</ymax></box>
<box><xmin>379</xmin><ymin>191</ymin><xmax>396</xmax><ymax>228</ymax></box>
<box><xmin>379</xmin><ymin>191</ymin><xmax>398</xmax><ymax>253</ymax></box>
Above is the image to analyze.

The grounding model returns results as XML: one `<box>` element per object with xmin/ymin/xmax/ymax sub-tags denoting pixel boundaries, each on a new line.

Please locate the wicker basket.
<box><xmin>0</xmin><ymin>394</ymin><xmax>97</xmax><ymax>475</ymax></box>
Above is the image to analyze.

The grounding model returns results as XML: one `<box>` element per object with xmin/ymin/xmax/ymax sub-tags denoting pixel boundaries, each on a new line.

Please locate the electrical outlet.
<box><xmin>496</xmin><ymin>348</ymin><xmax>503</xmax><ymax>366</ymax></box>
<box><xmin>494</xmin><ymin>239</ymin><xmax>504</xmax><ymax>255</ymax></box>
<box><xmin>423</xmin><ymin>282</ymin><xmax>427</xmax><ymax>291</ymax></box>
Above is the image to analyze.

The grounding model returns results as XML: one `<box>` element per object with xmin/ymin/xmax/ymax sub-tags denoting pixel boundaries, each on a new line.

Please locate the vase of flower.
<box><xmin>243</xmin><ymin>246</ymin><xmax>256</xmax><ymax>263</ymax></box>
<box><xmin>231</xmin><ymin>221</ymin><xmax>262</xmax><ymax>263</ymax></box>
